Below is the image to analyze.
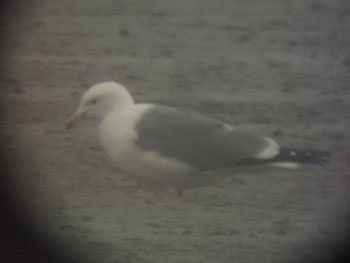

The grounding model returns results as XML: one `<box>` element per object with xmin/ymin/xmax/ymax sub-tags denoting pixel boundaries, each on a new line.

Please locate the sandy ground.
<box><xmin>1</xmin><ymin>0</ymin><xmax>349</xmax><ymax>262</ymax></box>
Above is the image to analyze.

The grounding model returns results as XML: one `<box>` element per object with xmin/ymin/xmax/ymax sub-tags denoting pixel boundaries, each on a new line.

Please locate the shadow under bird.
<box><xmin>65</xmin><ymin>82</ymin><xmax>330</xmax><ymax>197</ymax></box>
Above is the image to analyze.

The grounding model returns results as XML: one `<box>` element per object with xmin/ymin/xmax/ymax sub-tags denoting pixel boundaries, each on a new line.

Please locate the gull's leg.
<box><xmin>176</xmin><ymin>187</ymin><xmax>183</xmax><ymax>198</ymax></box>
<box><xmin>166</xmin><ymin>186</ymin><xmax>184</xmax><ymax>198</ymax></box>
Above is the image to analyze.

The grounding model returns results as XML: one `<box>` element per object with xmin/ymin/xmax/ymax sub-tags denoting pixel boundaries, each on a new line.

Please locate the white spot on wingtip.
<box><xmin>290</xmin><ymin>151</ymin><xmax>296</xmax><ymax>156</ymax></box>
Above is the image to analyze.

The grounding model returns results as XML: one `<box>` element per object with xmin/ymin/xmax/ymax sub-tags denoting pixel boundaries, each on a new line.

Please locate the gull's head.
<box><xmin>65</xmin><ymin>81</ymin><xmax>134</xmax><ymax>129</ymax></box>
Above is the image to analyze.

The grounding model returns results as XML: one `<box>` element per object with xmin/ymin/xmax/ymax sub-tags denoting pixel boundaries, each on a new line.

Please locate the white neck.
<box><xmin>110</xmin><ymin>88</ymin><xmax>135</xmax><ymax>112</ymax></box>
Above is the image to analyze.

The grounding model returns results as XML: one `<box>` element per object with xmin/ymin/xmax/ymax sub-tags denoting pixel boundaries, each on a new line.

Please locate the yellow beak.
<box><xmin>65</xmin><ymin>112</ymin><xmax>85</xmax><ymax>130</ymax></box>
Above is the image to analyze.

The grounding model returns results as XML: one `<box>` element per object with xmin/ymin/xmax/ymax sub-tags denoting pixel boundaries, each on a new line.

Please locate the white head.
<box><xmin>65</xmin><ymin>81</ymin><xmax>134</xmax><ymax>129</ymax></box>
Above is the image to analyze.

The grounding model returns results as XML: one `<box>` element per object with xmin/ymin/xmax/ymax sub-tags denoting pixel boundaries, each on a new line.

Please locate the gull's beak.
<box><xmin>65</xmin><ymin>112</ymin><xmax>85</xmax><ymax>130</ymax></box>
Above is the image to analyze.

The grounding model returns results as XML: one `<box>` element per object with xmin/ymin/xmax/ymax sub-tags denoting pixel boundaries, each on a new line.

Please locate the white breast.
<box><xmin>98</xmin><ymin>104</ymin><xmax>196</xmax><ymax>185</ymax></box>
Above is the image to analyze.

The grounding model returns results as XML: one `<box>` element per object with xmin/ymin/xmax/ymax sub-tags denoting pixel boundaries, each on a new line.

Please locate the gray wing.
<box><xmin>135</xmin><ymin>106</ymin><xmax>270</xmax><ymax>171</ymax></box>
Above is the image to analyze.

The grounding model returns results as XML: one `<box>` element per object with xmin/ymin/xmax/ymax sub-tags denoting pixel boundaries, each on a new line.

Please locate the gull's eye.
<box><xmin>89</xmin><ymin>99</ymin><xmax>98</xmax><ymax>105</ymax></box>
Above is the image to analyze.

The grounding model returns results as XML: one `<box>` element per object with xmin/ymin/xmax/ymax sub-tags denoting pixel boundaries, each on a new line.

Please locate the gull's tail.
<box><xmin>238</xmin><ymin>148</ymin><xmax>330</xmax><ymax>168</ymax></box>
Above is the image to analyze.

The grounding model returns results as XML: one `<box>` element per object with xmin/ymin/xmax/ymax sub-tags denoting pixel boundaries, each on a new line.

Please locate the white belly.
<box><xmin>98</xmin><ymin>104</ymin><xmax>197</xmax><ymax>186</ymax></box>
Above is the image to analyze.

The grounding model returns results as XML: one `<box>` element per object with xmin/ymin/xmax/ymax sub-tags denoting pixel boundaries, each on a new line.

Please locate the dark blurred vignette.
<box><xmin>0</xmin><ymin>1</ymin><xmax>349</xmax><ymax>263</ymax></box>
<box><xmin>0</xmin><ymin>2</ymin><xmax>72</xmax><ymax>262</ymax></box>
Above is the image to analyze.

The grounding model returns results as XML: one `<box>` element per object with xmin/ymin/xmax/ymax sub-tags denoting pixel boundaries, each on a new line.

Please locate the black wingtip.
<box><xmin>238</xmin><ymin>148</ymin><xmax>331</xmax><ymax>167</ymax></box>
<box><xmin>280</xmin><ymin>148</ymin><xmax>331</xmax><ymax>166</ymax></box>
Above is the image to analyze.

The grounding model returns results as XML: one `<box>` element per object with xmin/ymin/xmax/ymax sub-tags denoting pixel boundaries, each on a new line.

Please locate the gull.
<box><xmin>66</xmin><ymin>82</ymin><xmax>329</xmax><ymax>196</ymax></box>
